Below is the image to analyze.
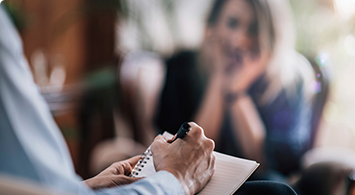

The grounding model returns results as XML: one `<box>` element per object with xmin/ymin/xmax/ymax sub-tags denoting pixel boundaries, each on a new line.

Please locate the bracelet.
<box><xmin>224</xmin><ymin>91</ymin><xmax>247</xmax><ymax>104</ymax></box>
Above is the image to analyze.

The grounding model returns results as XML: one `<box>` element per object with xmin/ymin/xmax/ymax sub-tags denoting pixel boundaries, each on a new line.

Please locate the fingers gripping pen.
<box><xmin>171</xmin><ymin>122</ymin><xmax>191</xmax><ymax>142</ymax></box>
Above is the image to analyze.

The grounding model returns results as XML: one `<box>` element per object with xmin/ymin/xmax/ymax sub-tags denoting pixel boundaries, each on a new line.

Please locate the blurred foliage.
<box><xmin>2</xmin><ymin>1</ymin><xmax>28</xmax><ymax>32</ymax></box>
<box><xmin>290</xmin><ymin>0</ymin><xmax>337</xmax><ymax>55</ymax></box>
<box><xmin>290</xmin><ymin>0</ymin><xmax>355</xmax><ymax>64</ymax></box>
<box><xmin>84</xmin><ymin>67</ymin><xmax>116</xmax><ymax>90</ymax></box>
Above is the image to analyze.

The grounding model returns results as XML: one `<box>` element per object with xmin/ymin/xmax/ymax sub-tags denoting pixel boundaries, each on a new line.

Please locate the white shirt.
<box><xmin>0</xmin><ymin>5</ymin><xmax>183</xmax><ymax>195</ymax></box>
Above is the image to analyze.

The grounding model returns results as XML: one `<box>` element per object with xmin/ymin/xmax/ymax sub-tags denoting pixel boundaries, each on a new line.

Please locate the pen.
<box><xmin>171</xmin><ymin>122</ymin><xmax>191</xmax><ymax>142</ymax></box>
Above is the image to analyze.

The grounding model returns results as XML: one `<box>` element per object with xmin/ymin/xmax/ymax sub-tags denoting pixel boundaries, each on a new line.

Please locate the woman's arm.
<box><xmin>194</xmin><ymin>73</ymin><xmax>225</xmax><ymax>141</ymax></box>
<box><xmin>229</xmin><ymin>95</ymin><xmax>266</xmax><ymax>167</ymax></box>
<box><xmin>224</xmin><ymin>53</ymin><xmax>270</xmax><ymax>166</ymax></box>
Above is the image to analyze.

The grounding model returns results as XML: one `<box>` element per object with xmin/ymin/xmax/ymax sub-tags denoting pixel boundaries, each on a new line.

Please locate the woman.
<box><xmin>155</xmin><ymin>0</ymin><xmax>315</xmax><ymax>178</ymax></box>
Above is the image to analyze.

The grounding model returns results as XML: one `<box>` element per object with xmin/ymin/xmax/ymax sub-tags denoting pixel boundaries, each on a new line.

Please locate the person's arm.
<box><xmin>0</xmin><ymin>6</ymin><xmax>214</xmax><ymax>195</ymax></box>
<box><xmin>229</xmin><ymin>95</ymin><xmax>266</xmax><ymax>166</ymax></box>
<box><xmin>222</xmin><ymin>52</ymin><xmax>270</xmax><ymax>166</ymax></box>
<box><xmin>84</xmin><ymin>156</ymin><xmax>142</xmax><ymax>190</ymax></box>
<box><xmin>195</xmin><ymin>73</ymin><xmax>225</xmax><ymax>141</ymax></box>
<box><xmin>151</xmin><ymin>122</ymin><xmax>215</xmax><ymax>195</ymax></box>
<box><xmin>194</xmin><ymin>34</ymin><xmax>228</xmax><ymax>142</ymax></box>
<box><xmin>196</xmin><ymin>77</ymin><xmax>266</xmax><ymax>166</ymax></box>
<box><xmin>85</xmin><ymin>122</ymin><xmax>215</xmax><ymax>195</ymax></box>
<box><xmin>96</xmin><ymin>171</ymin><xmax>185</xmax><ymax>195</ymax></box>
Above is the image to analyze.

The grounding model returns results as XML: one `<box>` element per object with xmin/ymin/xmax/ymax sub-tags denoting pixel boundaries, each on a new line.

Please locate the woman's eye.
<box><xmin>227</xmin><ymin>18</ymin><xmax>239</xmax><ymax>29</ymax></box>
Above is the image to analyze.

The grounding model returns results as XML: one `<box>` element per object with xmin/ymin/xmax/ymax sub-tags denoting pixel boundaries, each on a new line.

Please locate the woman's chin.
<box><xmin>224</xmin><ymin>61</ymin><xmax>242</xmax><ymax>74</ymax></box>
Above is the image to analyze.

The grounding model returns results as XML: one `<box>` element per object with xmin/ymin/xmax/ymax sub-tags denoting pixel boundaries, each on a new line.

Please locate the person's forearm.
<box><xmin>95</xmin><ymin>171</ymin><xmax>184</xmax><ymax>195</ymax></box>
<box><xmin>230</xmin><ymin>95</ymin><xmax>265</xmax><ymax>166</ymax></box>
<box><xmin>195</xmin><ymin>74</ymin><xmax>225</xmax><ymax>141</ymax></box>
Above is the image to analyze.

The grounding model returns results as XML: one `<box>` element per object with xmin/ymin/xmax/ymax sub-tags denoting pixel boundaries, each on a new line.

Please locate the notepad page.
<box><xmin>131</xmin><ymin>133</ymin><xmax>173</xmax><ymax>177</ymax></box>
<box><xmin>134</xmin><ymin>147</ymin><xmax>156</xmax><ymax>177</ymax></box>
<box><xmin>197</xmin><ymin>152</ymin><xmax>259</xmax><ymax>195</ymax></box>
<box><xmin>160</xmin><ymin>131</ymin><xmax>259</xmax><ymax>194</ymax></box>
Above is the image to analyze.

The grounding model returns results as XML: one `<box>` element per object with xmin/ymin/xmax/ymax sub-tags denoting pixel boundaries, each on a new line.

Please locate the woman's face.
<box><xmin>211</xmin><ymin>0</ymin><xmax>259</xmax><ymax>70</ymax></box>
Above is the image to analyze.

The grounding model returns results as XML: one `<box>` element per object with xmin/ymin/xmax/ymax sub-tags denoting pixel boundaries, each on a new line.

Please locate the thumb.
<box><xmin>85</xmin><ymin>175</ymin><xmax>143</xmax><ymax>190</ymax></box>
<box><xmin>111</xmin><ymin>175</ymin><xmax>143</xmax><ymax>186</ymax></box>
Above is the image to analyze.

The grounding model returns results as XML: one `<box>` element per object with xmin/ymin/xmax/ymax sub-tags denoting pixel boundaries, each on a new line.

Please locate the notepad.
<box><xmin>130</xmin><ymin>132</ymin><xmax>259</xmax><ymax>195</ymax></box>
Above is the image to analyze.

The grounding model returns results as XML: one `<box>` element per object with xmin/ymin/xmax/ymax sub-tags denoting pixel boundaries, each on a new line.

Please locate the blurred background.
<box><xmin>3</xmin><ymin>0</ymin><xmax>355</xmax><ymax>189</ymax></box>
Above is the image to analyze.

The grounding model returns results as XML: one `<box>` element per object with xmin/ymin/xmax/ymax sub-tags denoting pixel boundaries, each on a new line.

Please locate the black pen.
<box><xmin>171</xmin><ymin>122</ymin><xmax>191</xmax><ymax>142</ymax></box>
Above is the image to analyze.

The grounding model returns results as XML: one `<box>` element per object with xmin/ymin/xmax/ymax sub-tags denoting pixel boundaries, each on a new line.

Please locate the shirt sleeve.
<box><xmin>0</xmin><ymin>5</ymin><xmax>184</xmax><ymax>195</ymax></box>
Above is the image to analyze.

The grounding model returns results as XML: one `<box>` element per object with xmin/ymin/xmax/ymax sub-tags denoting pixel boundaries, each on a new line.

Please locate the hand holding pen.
<box><xmin>129</xmin><ymin>122</ymin><xmax>193</xmax><ymax>177</ymax></box>
<box><xmin>151</xmin><ymin>122</ymin><xmax>216</xmax><ymax>195</ymax></box>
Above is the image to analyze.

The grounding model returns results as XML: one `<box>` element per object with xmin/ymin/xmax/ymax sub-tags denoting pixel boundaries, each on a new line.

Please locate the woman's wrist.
<box><xmin>224</xmin><ymin>90</ymin><xmax>248</xmax><ymax>104</ymax></box>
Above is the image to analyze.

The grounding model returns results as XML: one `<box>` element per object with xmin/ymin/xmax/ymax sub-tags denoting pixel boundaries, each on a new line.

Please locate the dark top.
<box><xmin>155</xmin><ymin>51</ymin><xmax>312</xmax><ymax>175</ymax></box>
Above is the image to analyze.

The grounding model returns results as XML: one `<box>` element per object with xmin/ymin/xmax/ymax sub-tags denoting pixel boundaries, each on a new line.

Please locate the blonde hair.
<box><xmin>205</xmin><ymin>0</ymin><xmax>314</xmax><ymax>104</ymax></box>
<box><xmin>252</xmin><ymin>0</ymin><xmax>314</xmax><ymax>104</ymax></box>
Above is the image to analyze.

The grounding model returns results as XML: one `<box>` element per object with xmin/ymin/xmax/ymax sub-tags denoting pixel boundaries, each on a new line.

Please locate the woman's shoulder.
<box><xmin>287</xmin><ymin>52</ymin><xmax>316</xmax><ymax>102</ymax></box>
<box><xmin>256</xmin><ymin>52</ymin><xmax>315</xmax><ymax>104</ymax></box>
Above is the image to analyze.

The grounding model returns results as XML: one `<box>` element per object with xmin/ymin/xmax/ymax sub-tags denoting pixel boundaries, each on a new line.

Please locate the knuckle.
<box><xmin>203</xmin><ymin>140</ymin><xmax>213</xmax><ymax>152</ymax></box>
<box><xmin>153</xmin><ymin>135</ymin><xmax>163</xmax><ymax>142</ymax></box>
<box><xmin>196</xmin><ymin>127</ymin><xmax>203</xmax><ymax>136</ymax></box>
<box><xmin>112</xmin><ymin>162</ymin><xmax>121</xmax><ymax>167</ymax></box>
<box><xmin>211</xmin><ymin>153</ymin><xmax>216</xmax><ymax>162</ymax></box>
<box><xmin>206</xmin><ymin>138</ymin><xmax>215</xmax><ymax>150</ymax></box>
<box><xmin>191</xmin><ymin>125</ymin><xmax>203</xmax><ymax>137</ymax></box>
<box><xmin>211</xmin><ymin>166</ymin><xmax>216</xmax><ymax>175</ymax></box>
<box><xmin>187</xmin><ymin>122</ymin><xmax>209</xmax><ymax>139</ymax></box>
<box><xmin>122</xmin><ymin>161</ymin><xmax>130</xmax><ymax>168</ymax></box>
<box><xmin>188</xmin><ymin>121</ymin><xmax>197</xmax><ymax>127</ymax></box>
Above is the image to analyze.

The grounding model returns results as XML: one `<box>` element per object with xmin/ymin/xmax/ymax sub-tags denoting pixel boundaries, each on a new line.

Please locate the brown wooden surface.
<box><xmin>6</xmin><ymin>0</ymin><xmax>118</xmax><ymax>178</ymax></box>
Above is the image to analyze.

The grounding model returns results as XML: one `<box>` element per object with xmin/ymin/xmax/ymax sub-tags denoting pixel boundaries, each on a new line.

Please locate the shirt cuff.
<box><xmin>148</xmin><ymin>171</ymin><xmax>184</xmax><ymax>195</ymax></box>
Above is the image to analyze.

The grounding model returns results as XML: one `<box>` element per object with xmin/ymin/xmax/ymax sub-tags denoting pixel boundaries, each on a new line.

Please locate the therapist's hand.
<box><xmin>84</xmin><ymin>155</ymin><xmax>142</xmax><ymax>190</ymax></box>
<box><xmin>151</xmin><ymin>122</ymin><xmax>216</xmax><ymax>195</ymax></box>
